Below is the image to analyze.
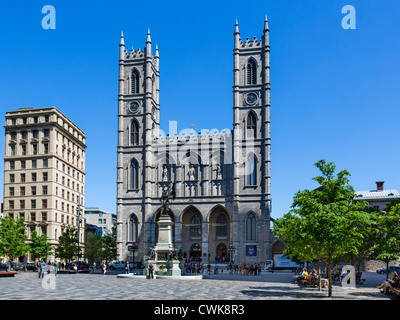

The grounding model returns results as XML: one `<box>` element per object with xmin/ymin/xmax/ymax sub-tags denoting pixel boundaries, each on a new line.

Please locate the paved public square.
<box><xmin>0</xmin><ymin>269</ymin><xmax>397</xmax><ymax>300</ymax></box>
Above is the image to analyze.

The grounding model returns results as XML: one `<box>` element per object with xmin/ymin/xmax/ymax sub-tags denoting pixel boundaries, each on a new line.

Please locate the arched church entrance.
<box><xmin>215</xmin><ymin>243</ymin><xmax>227</xmax><ymax>262</ymax></box>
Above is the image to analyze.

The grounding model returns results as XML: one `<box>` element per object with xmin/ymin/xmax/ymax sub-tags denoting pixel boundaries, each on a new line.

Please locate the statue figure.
<box><xmin>188</xmin><ymin>163</ymin><xmax>196</xmax><ymax>180</ymax></box>
<box><xmin>215</xmin><ymin>163</ymin><xmax>222</xmax><ymax>180</ymax></box>
<box><xmin>162</xmin><ymin>164</ymin><xmax>168</xmax><ymax>181</ymax></box>
<box><xmin>160</xmin><ymin>183</ymin><xmax>176</xmax><ymax>215</ymax></box>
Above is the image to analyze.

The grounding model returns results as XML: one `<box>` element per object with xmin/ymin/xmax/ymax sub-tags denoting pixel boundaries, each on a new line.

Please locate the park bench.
<box><xmin>0</xmin><ymin>271</ymin><xmax>18</xmax><ymax>277</ymax></box>
<box><xmin>299</xmin><ymin>277</ymin><xmax>318</xmax><ymax>288</ymax></box>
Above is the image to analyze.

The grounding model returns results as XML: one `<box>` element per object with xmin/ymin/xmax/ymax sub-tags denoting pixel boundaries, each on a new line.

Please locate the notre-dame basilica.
<box><xmin>116</xmin><ymin>18</ymin><xmax>273</xmax><ymax>265</ymax></box>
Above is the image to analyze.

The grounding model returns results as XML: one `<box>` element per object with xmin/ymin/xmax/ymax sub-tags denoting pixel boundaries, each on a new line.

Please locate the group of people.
<box><xmin>185</xmin><ymin>261</ymin><xmax>203</xmax><ymax>273</ymax></box>
<box><xmin>293</xmin><ymin>267</ymin><xmax>325</xmax><ymax>286</ymax></box>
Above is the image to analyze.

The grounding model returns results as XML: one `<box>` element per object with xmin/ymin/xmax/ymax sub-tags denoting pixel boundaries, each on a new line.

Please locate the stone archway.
<box><xmin>215</xmin><ymin>243</ymin><xmax>227</xmax><ymax>262</ymax></box>
<box><xmin>208</xmin><ymin>205</ymin><xmax>230</xmax><ymax>263</ymax></box>
<box><xmin>181</xmin><ymin>206</ymin><xmax>202</xmax><ymax>261</ymax></box>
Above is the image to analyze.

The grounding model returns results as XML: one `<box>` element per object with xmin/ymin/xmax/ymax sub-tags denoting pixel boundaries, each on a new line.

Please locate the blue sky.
<box><xmin>0</xmin><ymin>1</ymin><xmax>399</xmax><ymax>218</ymax></box>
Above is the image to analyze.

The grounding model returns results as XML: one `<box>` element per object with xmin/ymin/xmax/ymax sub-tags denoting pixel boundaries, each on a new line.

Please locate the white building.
<box><xmin>85</xmin><ymin>207</ymin><xmax>116</xmax><ymax>235</ymax></box>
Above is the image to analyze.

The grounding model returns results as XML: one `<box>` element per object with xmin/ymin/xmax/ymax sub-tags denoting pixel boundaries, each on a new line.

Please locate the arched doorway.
<box><xmin>189</xmin><ymin>243</ymin><xmax>202</xmax><ymax>261</ymax></box>
<box><xmin>215</xmin><ymin>243</ymin><xmax>227</xmax><ymax>262</ymax></box>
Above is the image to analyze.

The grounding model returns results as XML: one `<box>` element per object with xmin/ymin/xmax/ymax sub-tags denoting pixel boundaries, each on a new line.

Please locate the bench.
<box><xmin>299</xmin><ymin>277</ymin><xmax>319</xmax><ymax>288</ymax></box>
<box><xmin>0</xmin><ymin>271</ymin><xmax>18</xmax><ymax>277</ymax></box>
<box><xmin>57</xmin><ymin>269</ymin><xmax>90</xmax><ymax>274</ymax></box>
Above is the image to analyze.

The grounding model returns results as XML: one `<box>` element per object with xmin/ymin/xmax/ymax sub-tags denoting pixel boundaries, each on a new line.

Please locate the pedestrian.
<box><xmin>53</xmin><ymin>261</ymin><xmax>58</xmax><ymax>276</ymax></box>
<box><xmin>101</xmin><ymin>262</ymin><xmax>107</xmax><ymax>277</ymax></box>
<box><xmin>125</xmin><ymin>262</ymin><xmax>130</xmax><ymax>275</ymax></box>
<box><xmin>36</xmin><ymin>260</ymin><xmax>41</xmax><ymax>278</ymax></box>
<box><xmin>207</xmin><ymin>263</ymin><xmax>211</xmax><ymax>275</ymax></box>
<box><xmin>73</xmin><ymin>264</ymin><xmax>78</xmax><ymax>274</ymax></box>
<box><xmin>39</xmin><ymin>259</ymin><xmax>46</xmax><ymax>279</ymax></box>
<box><xmin>148</xmin><ymin>262</ymin><xmax>154</xmax><ymax>279</ymax></box>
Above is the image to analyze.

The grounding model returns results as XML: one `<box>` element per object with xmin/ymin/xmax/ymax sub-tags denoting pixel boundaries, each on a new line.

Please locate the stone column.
<box><xmin>202</xmin><ymin>220</ymin><xmax>209</xmax><ymax>264</ymax></box>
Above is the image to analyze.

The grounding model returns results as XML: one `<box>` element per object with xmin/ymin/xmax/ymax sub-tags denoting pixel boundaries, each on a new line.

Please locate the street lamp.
<box><xmin>228</xmin><ymin>245</ymin><xmax>236</xmax><ymax>263</ymax></box>
<box><xmin>76</xmin><ymin>194</ymin><xmax>83</xmax><ymax>262</ymax></box>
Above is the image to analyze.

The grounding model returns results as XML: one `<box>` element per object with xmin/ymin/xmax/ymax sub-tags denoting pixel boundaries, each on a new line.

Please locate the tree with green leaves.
<box><xmin>0</xmin><ymin>216</ymin><xmax>30</xmax><ymax>271</ymax></box>
<box><xmin>54</xmin><ymin>228</ymin><xmax>81</xmax><ymax>263</ymax></box>
<box><xmin>29</xmin><ymin>230</ymin><xmax>53</xmax><ymax>263</ymax></box>
<box><xmin>274</xmin><ymin>160</ymin><xmax>371</xmax><ymax>297</ymax></box>
<box><xmin>84</xmin><ymin>233</ymin><xmax>103</xmax><ymax>264</ymax></box>
<box><xmin>370</xmin><ymin>203</ymin><xmax>400</xmax><ymax>280</ymax></box>
<box><xmin>101</xmin><ymin>224</ymin><xmax>118</xmax><ymax>264</ymax></box>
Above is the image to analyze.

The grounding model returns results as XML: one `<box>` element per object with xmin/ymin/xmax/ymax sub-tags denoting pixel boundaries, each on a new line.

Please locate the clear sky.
<box><xmin>0</xmin><ymin>1</ymin><xmax>399</xmax><ymax>219</ymax></box>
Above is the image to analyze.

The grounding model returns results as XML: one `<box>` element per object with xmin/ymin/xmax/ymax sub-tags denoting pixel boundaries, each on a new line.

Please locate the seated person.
<box><xmin>294</xmin><ymin>268</ymin><xmax>308</xmax><ymax>284</ymax></box>
<box><xmin>377</xmin><ymin>272</ymin><xmax>399</xmax><ymax>294</ymax></box>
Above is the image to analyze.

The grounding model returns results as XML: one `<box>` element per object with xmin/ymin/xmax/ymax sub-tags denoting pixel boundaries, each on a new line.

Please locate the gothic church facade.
<box><xmin>116</xmin><ymin>18</ymin><xmax>272</xmax><ymax>264</ymax></box>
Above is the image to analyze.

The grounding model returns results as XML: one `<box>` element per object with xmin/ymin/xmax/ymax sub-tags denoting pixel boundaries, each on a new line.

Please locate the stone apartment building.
<box><xmin>3</xmin><ymin>107</ymin><xmax>86</xmax><ymax>261</ymax></box>
<box><xmin>116</xmin><ymin>18</ymin><xmax>273</xmax><ymax>265</ymax></box>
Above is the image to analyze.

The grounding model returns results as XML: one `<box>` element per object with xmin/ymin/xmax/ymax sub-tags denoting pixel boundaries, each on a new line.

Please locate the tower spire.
<box><xmin>120</xmin><ymin>30</ymin><xmax>125</xmax><ymax>46</ymax></box>
<box><xmin>146</xmin><ymin>28</ymin><xmax>151</xmax><ymax>43</ymax></box>
<box><xmin>264</xmin><ymin>15</ymin><xmax>269</xmax><ymax>32</ymax></box>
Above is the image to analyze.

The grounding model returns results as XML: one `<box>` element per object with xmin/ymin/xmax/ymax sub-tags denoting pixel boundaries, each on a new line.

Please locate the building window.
<box><xmin>131</xmin><ymin>120</ymin><xmax>139</xmax><ymax>145</ymax></box>
<box><xmin>32</xmin><ymin>173</ymin><xmax>37</xmax><ymax>182</ymax></box>
<box><xmin>9</xmin><ymin>187</ymin><xmax>14</xmax><ymax>196</ymax></box>
<box><xmin>21</xmin><ymin>145</ymin><xmax>26</xmax><ymax>155</ymax></box>
<box><xmin>32</xmin><ymin>160</ymin><xmax>37</xmax><ymax>168</ymax></box>
<box><xmin>190</xmin><ymin>213</ymin><xmax>202</xmax><ymax>237</ymax></box>
<box><xmin>10</xmin><ymin>174</ymin><xmax>15</xmax><ymax>183</ymax></box>
<box><xmin>42</xmin><ymin>199</ymin><xmax>47</xmax><ymax>209</ymax></box>
<box><xmin>247</xmin><ymin>59</ymin><xmax>257</xmax><ymax>85</ymax></box>
<box><xmin>22</xmin><ymin>131</ymin><xmax>28</xmax><ymax>139</ymax></box>
<box><xmin>20</xmin><ymin>200</ymin><xmax>25</xmax><ymax>209</ymax></box>
<box><xmin>246</xmin><ymin>112</ymin><xmax>256</xmax><ymax>138</ymax></box>
<box><xmin>43</xmin><ymin>159</ymin><xmax>48</xmax><ymax>168</ymax></box>
<box><xmin>31</xmin><ymin>200</ymin><xmax>36</xmax><ymax>209</ymax></box>
<box><xmin>246</xmin><ymin>154</ymin><xmax>257</xmax><ymax>186</ymax></box>
<box><xmin>33</xmin><ymin>130</ymin><xmax>38</xmax><ymax>138</ymax></box>
<box><xmin>9</xmin><ymin>201</ymin><xmax>14</xmax><ymax>210</ymax></box>
<box><xmin>21</xmin><ymin>160</ymin><xmax>26</xmax><ymax>169</ymax></box>
<box><xmin>44</xmin><ymin>143</ymin><xmax>49</xmax><ymax>154</ymax></box>
<box><xmin>21</xmin><ymin>173</ymin><xmax>26</xmax><ymax>182</ymax></box>
<box><xmin>43</xmin><ymin>186</ymin><xmax>48</xmax><ymax>195</ymax></box>
<box><xmin>129</xmin><ymin>215</ymin><xmax>138</xmax><ymax>242</ymax></box>
<box><xmin>10</xmin><ymin>145</ymin><xmax>15</xmax><ymax>156</ymax></box>
<box><xmin>11</xmin><ymin>132</ymin><xmax>17</xmax><ymax>140</ymax></box>
<box><xmin>20</xmin><ymin>187</ymin><xmax>25</xmax><ymax>196</ymax></box>
<box><xmin>33</xmin><ymin>144</ymin><xmax>38</xmax><ymax>155</ymax></box>
<box><xmin>44</xmin><ymin>129</ymin><xmax>50</xmax><ymax>138</ymax></box>
<box><xmin>246</xmin><ymin>213</ymin><xmax>257</xmax><ymax>241</ymax></box>
<box><xmin>131</xmin><ymin>69</ymin><xmax>140</xmax><ymax>94</ymax></box>
<box><xmin>31</xmin><ymin>186</ymin><xmax>36</xmax><ymax>195</ymax></box>
<box><xmin>43</xmin><ymin>172</ymin><xmax>48</xmax><ymax>181</ymax></box>
<box><xmin>216</xmin><ymin>214</ymin><xmax>228</xmax><ymax>237</ymax></box>
<box><xmin>10</xmin><ymin>161</ymin><xmax>15</xmax><ymax>170</ymax></box>
<box><xmin>130</xmin><ymin>159</ymin><xmax>139</xmax><ymax>190</ymax></box>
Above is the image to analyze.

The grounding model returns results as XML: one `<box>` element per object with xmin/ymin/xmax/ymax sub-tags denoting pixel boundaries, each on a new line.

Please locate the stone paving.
<box><xmin>0</xmin><ymin>269</ymin><xmax>398</xmax><ymax>300</ymax></box>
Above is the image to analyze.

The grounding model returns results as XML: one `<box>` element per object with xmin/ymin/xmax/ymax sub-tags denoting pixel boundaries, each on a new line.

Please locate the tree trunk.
<box><xmin>318</xmin><ymin>260</ymin><xmax>322</xmax><ymax>291</ymax></box>
<box><xmin>328</xmin><ymin>252</ymin><xmax>333</xmax><ymax>297</ymax></box>
<box><xmin>386</xmin><ymin>258</ymin><xmax>389</xmax><ymax>281</ymax></box>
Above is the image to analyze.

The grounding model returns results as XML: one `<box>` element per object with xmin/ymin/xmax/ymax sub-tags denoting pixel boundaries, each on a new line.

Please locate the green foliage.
<box><xmin>100</xmin><ymin>224</ymin><xmax>118</xmax><ymax>263</ymax></box>
<box><xmin>0</xmin><ymin>216</ymin><xmax>30</xmax><ymax>271</ymax></box>
<box><xmin>54</xmin><ymin>228</ymin><xmax>80</xmax><ymax>263</ymax></box>
<box><xmin>273</xmin><ymin>159</ymin><xmax>371</xmax><ymax>297</ymax></box>
<box><xmin>84</xmin><ymin>233</ymin><xmax>103</xmax><ymax>263</ymax></box>
<box><xmin>30</xmin><ymin>230</ymin><xmax>52</xmax><ymax>261</ymax></box>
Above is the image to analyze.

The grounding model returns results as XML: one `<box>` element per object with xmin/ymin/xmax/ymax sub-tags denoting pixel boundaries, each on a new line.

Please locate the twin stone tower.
<box><xmin>116</xmin><ymin>17</ymin><xmax>273</xmax><ymax>275</ymax></box>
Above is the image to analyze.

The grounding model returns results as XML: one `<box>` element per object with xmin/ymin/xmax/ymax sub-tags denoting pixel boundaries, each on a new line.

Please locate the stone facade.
<box><xmin>116</xmin><ymin>19</ymin><xmax>273</xmax><ymax>265</ymax></box>
<box><xmin>3</xmin><ymin>107</ymin><xmax>86</xmax><ymax>261</ymax></box>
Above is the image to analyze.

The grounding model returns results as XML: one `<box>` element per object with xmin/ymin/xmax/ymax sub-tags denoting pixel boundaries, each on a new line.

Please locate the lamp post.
<box><xmin>76</xmin><ymin>194</ymin><xmax>83</xmax><ymax>262</ymax></box>
<box><xmin>228</xmin><ymin>245</ymin><xmax>236</xmax><ymax>264</ymax></box>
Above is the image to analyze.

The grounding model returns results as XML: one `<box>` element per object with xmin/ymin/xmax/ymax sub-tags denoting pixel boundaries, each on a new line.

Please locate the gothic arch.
<box><xmin>246</xmin><ymin>58</ymin><xmax>257</xmax><ymax>85</ymax></box>
<box><xmin>130</xmin><ymin>118</ymin><xmax>140</xmax><ymax>145</ymax></box>
<box><xmin>131</xmin><ymin>68</ymin><xmax>140</xmax><ymax>94</ymax></box>
<box><xmin>128</xmin><ymin>158</ymin><xmax>140</xmax><ymax>190</ymax></box>
<box><xmin>245</xmin><ymin>211</ymin><xmax>257</xmax><ymax>241</ymax></box>
<box><xmin>127</xmin><ymin>213</ymin><xmax>139</xmax><ymax>242</ymax></box>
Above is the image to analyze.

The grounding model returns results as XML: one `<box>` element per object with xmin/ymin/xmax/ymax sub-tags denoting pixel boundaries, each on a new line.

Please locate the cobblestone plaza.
<box><xmin>0</xmin><ymin>269</ymin><xmax>397</xmax><ymax>300</ymax></box>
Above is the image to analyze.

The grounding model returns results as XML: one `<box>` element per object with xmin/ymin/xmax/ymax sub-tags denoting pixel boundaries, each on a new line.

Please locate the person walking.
<box><xmin>125</xmin><ymin>262</ymin><xmax>130</xmax><ymax>275</ymax></box>
<box><xmin>39</xmin><ymin>259</ymin><xmax>46</xmax><ymax>279</ymax></box>
<box><xmin>101</xmin><ymin>262</ymin><xmax>107</xmax><ymax>277</ymax></box>
<box><xmin>53</xmin><ymin>261</ymin><xmax>58</xmax><ymax>276</ymax></box>
<box><xmin>148</xmin><ymin>262</ymin><xmax>154</xmax><ymax>279</ymax></box>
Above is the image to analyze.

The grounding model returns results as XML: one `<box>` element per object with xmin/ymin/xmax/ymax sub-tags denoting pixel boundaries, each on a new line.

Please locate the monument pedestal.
<box><xmin>145</xmin><ymin>213</ymin><xmax>182</xmax><ymax>277</ymax></box>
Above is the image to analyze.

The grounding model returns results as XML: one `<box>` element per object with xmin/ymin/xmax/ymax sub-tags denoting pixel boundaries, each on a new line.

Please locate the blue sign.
<box><xmin>246</xmin><ymin>245</ymin><xmax>257</xmax><ymax>256</ymax></box>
